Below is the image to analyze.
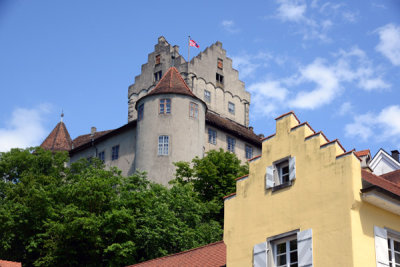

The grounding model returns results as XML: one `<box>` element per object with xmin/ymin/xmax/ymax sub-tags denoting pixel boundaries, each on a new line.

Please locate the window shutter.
<box><xmin>297</xmin><ymin>229</ymin><xmax>313</xmax><ymax>267</ymax></box>
<box><xmin>289</xmin><ymin>156</ymin><xmax>296</xmax><ymax>181</ymax></box>
<box><xmin>266</xmin><ymin>166</ymin><xmax>274</xmax><ymax>189</ymax></box>
<box><xmin>374</xmin><ymin>226</ymin><xmax>389</xmax><ymax>267</ymax></box>
<box><xmin>253</xmin><ymin>241</ymin><xmax>268</xmax><ymax>267</ymax></box>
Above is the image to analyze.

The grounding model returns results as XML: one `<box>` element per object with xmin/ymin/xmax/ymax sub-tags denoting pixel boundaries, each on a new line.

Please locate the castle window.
<box><xmin>208</xmin><ymin>129</ymin><xmax>217</xmax><ymax>145</ymax></box>
<box><xmin>266</xmin><ymin>156</ymin><xmax>296</xmax><ymax>190</ymax></box>
<box><xmin>245</xmin><ymin>145</ymin><xmax>253</xmax><ymax>159</ymax></box>
<box><xmin>227</xmin><ymin>136</ymin><xmax>235</xmax><ymax>153</ymax></box>
<box><xmin>155</xmin><ymin>54</ymin><xmax>161</xmax><ymax>65</ymax></box>
<box><xmin>216</xmin><ymin>73</ymin><xmax>224</xmax><ymax>87</ymax></box>
<box><xmin>204</xmin><ymin>90</ymin><xmax>211</xmax><ymax>103</ymax></box>
<box><xmin>217</xmin><ymin>58</ymin><xmax>223</xmax><ymax>69</ymax></box>
<box><xmin>159</xmin><ymin>99</ymin><xmax>171</xmax><ymax>114</ymax></box>
<box><xmin>138</xmin><ymin>103</ymin><xmax>144</xmax><ymax>121</ymax></box>
<box><xmin>111</xmin><ymin>145</ymin><xmax>119</xmax><ymax>161</ymax></box>
<box><xmin>158</xmin><ymin>135</ymin><xmax>169</xmax><ymax>155</ymax></box>
<box><xmin>98</xmin><ymin>151</ymin><xmax>105</xmax><ymax>163</ymax></box>
<box><xmin>154</xmin><ymin>71</ymin><xmax>162</xmax><ymax>82</ymax></box>
<box><xmin>228</xmin><ymin>102</ymin><xmax>235</xmax><ymax>114</ymax></box>
<box><xmin>189</xmin><ymin>102</ymin><xmax>199</xmax><ymax>118</ymax></box>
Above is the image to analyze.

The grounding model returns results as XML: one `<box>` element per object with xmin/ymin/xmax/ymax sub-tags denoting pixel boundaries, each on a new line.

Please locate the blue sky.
<box><xmin>0</xmin><ymin>0</ymin><xmax>400</xmax><ymax>157</ymax></box>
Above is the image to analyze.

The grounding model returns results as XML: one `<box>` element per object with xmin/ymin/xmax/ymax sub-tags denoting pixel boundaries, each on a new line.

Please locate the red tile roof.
<box><xmin>0</xmin><ymin>260</ymin><xmax>22</xmax><ymax>267</ymax></box>
<box><xmin>71</xmin><ymin>130</ymin><xmax>113</xmax><ymax>149</ymax></box>
<box><xmin>40</xmin><ymin>121</ymin><xmax>72</xmax><ymax>151</ymax></box>
<box><xmin>355</xmin><ymin>149</ymin><xmax>370</xmax><ymax>157</ymax></box>
<box><xmin>126</xmin><ymin>241</ymin><xmax>226</xmax><ymax>267</ymax></box>
<box><xmin>147</xmin><ymin>67</ymin><xmax>197</xmax><ymax>98</ymax></box>
<box><xmin>206</xmin><ymin>112</ymin><xmax>261</xmax><ymax>146</ymax></box>
<box><xmin>381</xmin><ymin>169</ymin><xmax>400</xmax><ymax>186</ymax></box>
<box><xmin>362</xmin><ymin>169</ymin><xmax>400</xmax><ymax>196</ymax></box>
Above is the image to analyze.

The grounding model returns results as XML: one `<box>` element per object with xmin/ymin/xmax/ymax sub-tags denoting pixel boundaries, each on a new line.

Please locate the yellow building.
<box><xmin>224</xmin><ymin>112</ymin><xmax>400</xmax><ymax>267</ymax></box>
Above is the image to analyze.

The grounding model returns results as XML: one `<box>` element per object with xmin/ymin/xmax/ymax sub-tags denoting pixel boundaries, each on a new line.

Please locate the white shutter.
<box><xmin>253</xmin><ymin>241</ymin><xmax>268</xmax><ymax>267</ymax></box>
<box><xmin>289</xmin><ymin>156</ymin><xmax>296</xmax><ymax>181</ymax></box>
<box><xmin>266</xmin><ymin>166</ymin><xmax>274</xmax><ymax>189</ymax></box>
<box><xmin>297</xmin><ymin>229</ymin><xmax>313</xmax><ymax>267</ymax></box>
<box><xmin>374</xmin><ymin>226</ymin><xmax>389</xmax><ymax>267</ymax></box>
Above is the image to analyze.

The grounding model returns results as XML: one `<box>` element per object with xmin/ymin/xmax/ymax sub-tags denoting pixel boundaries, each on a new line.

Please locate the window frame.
<box><xmin>138</xmin><ymin>103</ymin><xmax>144</xmax><ymax>121</ymax></box>
<box><xmin>216</xmin><ymin>73</ymin><xmax>224</xmax><ymax>87</ymax></box>
<box><xmin>154</xmin><ymin>70</ymin><xmax>162</xmax><ymax>82</ymax></box>
<box><xmin>228</xmin><ymin>102</ymin><xmax>235</xmax><ymax>114</ymax></box>
<box><xmin>217</xmin><ymin>58</ymin><xmax>223</xmax><ymax>69</ymax></box>
<box><xmin>227</xmin><ymin>136</ymin><xmax>236</xmax><ymax>153</ymax></box>
<box><xmin>266</xmin><ymin>156</ymin><xmax>296</xmax><ymax>191</ymax></box>
<box><xmin>159</xmin><ymin>98</ymin><xmax>171</xmax><ymax>114</ymax></box>
<box><xmin>272</xmin><ymin>235</ymin><xmax>298</xmax><ymax>267</ymax></box>
<box><xmin>208</xmin><ymin>128</ymin><xmax>217</xmax><ymax>145</ymax></box>
<box><xmin>245</xmin><ymin>145</ymin><xmax>253</xmax><ymax>159</ymax></box>
<box><xmin>158</xmin><ymin>135</ymin><xmax>169</xmax><ymax>156</ymax></box>
<box><xmin>155</xmin><ymin>54</ymin><xmax>161</xmax><ymax>65</ymax></box>
<box><xmin>111</xmin><ymin>145</ymin><xmax>119</xmax><ymax>161</ymax></box>
<box><xmin>98</xmin><ymin>151</ymin><xmax>105</xmax><ymax>163</ymax></box>
<box><xmin>388</xmin><ymin>229</ymin><xmax>400</xmax><ymax>267</ymax></box>
<box><xmin>189</xmin><ymin>102</ymin><xmax>199</xmax><ymax>118</ymax></box>
<box><xmin>204</xmin><ymin>90</ymin><xmax>211</xmax><ymax>103</ymax></box>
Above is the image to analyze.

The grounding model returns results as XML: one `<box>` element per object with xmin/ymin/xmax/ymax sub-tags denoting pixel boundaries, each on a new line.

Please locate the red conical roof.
<box><xmin>40</xmin><ymin>121</ymin><xmax>72</xmax><ymax>151</ymax></box>
<box><xmin>147</xmin><ymin>67</ymin><xmax>197</xmax><ymax>98</ymax></box>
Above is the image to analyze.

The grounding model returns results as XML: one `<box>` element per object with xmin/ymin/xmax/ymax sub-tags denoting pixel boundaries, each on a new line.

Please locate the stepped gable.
<box><xmin>40</xmin><ymin>121</ymin><xmax>72</xmax><ymax>152</ymax></box>
<box><xmin>126</xmin><ymin>241</ymin><xmax>226</xmax><ymax>267</ymax></box>
<box><xmin>206</xmin><ymin>112</ymin><xmax>261</xmax><ymax>146</ymax></box>
<box><xmin>146</xmin><ymin>67</ymin><xmax>196</xmax><ymax>98</ymax></box>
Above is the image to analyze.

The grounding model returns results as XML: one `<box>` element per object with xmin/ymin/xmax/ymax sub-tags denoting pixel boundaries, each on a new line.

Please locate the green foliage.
<box><xmin>0</xmin><ymin>147</ymin><xmax>222</xmax><ymax>266</ymax></box>
<box><xmin>173</xmin><ymin>149</ymin><xmax>249</xmax><ymax>224</ymax></box>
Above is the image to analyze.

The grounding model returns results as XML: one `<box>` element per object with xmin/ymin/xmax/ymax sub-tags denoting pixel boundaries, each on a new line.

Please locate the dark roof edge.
<box><xmin>361</xmin><ymin>185</ymin><xmax>400</xmax><ymax>202</ymax></box>
<box><xmin>69</xmin><ymin>120</ymin><xmax>137</xmax><ymax>155</ymax></box>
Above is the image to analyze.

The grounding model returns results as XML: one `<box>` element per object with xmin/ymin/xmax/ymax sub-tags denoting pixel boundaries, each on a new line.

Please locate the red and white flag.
<box><xmin>189</xmin><ymin>38</ymin><xmax>199</xmax><ymax>48</ymax></box>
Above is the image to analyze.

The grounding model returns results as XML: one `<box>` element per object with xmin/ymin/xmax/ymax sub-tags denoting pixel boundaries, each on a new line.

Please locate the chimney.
<box><xmin>249</xmin><ymin>126</ymin><xmax>254</xmax><ymax>132</ymax></box>
<box><xmin>391</xmin><ymin>150</ymin><xmax>399</xmax><ymax>162</ymax></box>
<box><xmin>91</xmin><ymin>127</ymin><xmax>97</xmax><ymax>137</ymax></box>
<box><xmin>258</xmin><ymin>133</ymin><xmax>265</xmax><ymax>139</ymax></box>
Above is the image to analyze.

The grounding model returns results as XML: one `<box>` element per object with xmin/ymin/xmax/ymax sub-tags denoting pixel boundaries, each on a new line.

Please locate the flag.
<box><xmin>189</xmin><ymin>38</ymin><xmax>199</xmax><ymax>48</ymax></box>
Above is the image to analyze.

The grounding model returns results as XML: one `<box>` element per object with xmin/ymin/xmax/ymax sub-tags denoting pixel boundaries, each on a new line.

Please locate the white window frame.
<box><xmin>227</xmin><ymin>136</ymin><xmax>235</xmax><ymax>153</ymax></box>
<box><xmin>208</xmin><ymin>128</ymin><xmax>217</xmax><ymax>145</ymax></box>
<box><xmin>228</xmin><ymin>102</ymin><xmax>235</xmax><ymax>114</ymax></box>
<box><xmin>266</xmin><ymin>156</ymin><xmax>296</xmax><ymax>190</ymax></box>
<box><xmin>204</xmin><ymin>90</ymin><xmax>211</xmax><ymax>102</ymax></box>
<box><xmin>246</xmin><ymin>145</ymin><xmax>253</xmax><ymax>159</ymax></box>
<box><xmin>375</xmin><ymin>226</ymin><xmax>400</xmax><ymax>267</ymax></box>
<box><xmin>158</xmin><ymin>135</ymin><xmax>169</xmax><ymax>156</ymax></box>
<box><xmin>272</xmin><ymin>235</ymin><xmax>298</xmax><ymax>267</ymax></box>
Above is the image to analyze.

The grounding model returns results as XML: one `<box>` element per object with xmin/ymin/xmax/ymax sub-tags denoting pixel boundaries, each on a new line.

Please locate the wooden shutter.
<box><xmin>297</xmin><ymin>229</ymin><xmax>313</xmax><ymax>267</ymax></box>
<box><xmin>374</xmin><ymin>226</ymin><xmax>389</xmax><ymax>267</ymax></box>
<box><xmin>289</xmin><ymin>156</ymin><xmax>296</xmax><ymax>181</ymax></box>
<box><xmin>266</xmin><ymin>166</ymin><xmax>274</xmax><ymax>189</ymax></box>
<box><xmin>253</xmin><ymin>241</ymin><xmax>268</xmax><ymax>267</ymax></box>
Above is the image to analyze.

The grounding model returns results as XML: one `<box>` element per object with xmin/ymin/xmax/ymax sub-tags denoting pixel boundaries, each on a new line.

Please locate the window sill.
<box><xmin>271</xmin><ymin>181</ymin><xmax>293</xmax><ymax>192</ymax></box>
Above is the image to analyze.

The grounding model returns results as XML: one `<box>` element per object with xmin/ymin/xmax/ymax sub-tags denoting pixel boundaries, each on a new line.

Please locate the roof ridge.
<box><xmin>51</xmin><ymin>122</ymin><xmax>62</xmax><ymax>151</ymax></box>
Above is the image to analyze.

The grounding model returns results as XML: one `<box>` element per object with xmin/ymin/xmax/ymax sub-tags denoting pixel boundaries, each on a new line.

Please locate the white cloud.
<box><xmin>345</xmin><ymin>105</ymin><xmax>400</xmax><ymax>143</ymax></box>
<box><xmin>221</xmin><ymin>20</ymin><xmax>240</xmax><ymax>34</ymax></box>
<box><xmin>276</xmin><ymin>0</ymin><xmax>306</xmax><ymax>22</ymax></box>
<box><xmin>375</xmin><ymin>23</ymin><xmax>400</xmax><ymax>66</ymax></box>
<box><xmin>0</xmin><ymin>105</ymin><xmax>51</xmax><ymax>152</ymax></box>
<box><xmin>338</xmin><ymin>102</ymin><xmax>353</xmax><ymax>116</ymax></box>
<box><xmin>231</xmin><ymin>52</ymin><xmax>273</xmax><ymax>79</ymax></box>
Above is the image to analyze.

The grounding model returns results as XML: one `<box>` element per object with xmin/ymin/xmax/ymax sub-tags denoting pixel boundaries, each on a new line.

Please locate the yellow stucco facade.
<box><xmin>224</xmin><ymin>112</ymin><xmax>400</xmax><ymax>267</ymax></box>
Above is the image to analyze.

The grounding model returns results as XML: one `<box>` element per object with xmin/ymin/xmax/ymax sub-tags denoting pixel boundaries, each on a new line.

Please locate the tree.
<box><xmin>0</xmin><ymin>147</ymin><xmax>222</xmax><ymax>266</ymax></box>
<box><xmin>173</xmin><ymin>148</ymin><xmax>249</xmax><ymax>224</ymax></box>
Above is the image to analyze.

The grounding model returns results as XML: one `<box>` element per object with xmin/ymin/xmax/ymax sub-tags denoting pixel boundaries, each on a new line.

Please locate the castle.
<box><xmin>41</xmin><ymin>36</ymin><xmax>262</xmax><ymax>185</ymax></box>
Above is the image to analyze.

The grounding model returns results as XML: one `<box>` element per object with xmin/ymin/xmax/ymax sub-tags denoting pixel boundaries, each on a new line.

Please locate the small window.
<box><xmin>245</xmin><ymin>145</ymin><xmax>253</xmax><ymax>159</ymax></box>
<box><xmin>217</xmin><ymin>58</ymin><xmax>223</xmax><ymax>69</ymax></box>
<box><xmin>266</xmin><ymin>157</ymin><xmax>296</xmax><ymax>190</ymax></box>
<box><xmin>216</xmin><ymin>73</ymin><xmax>224</xmax><ymax>87</ymax></box>
<box><xmin>138</xmin><ymin>103</ymin><xmax>144</xmax><ymax>121</ymax></box>
<box><xmin>111</xmin><ymin>145</ymin><xmax>119</xmax><ymax>161</ymax></box>
<box><xmin>227</xmin><ymin>136</ymin><xmax>235</xmax><ymax>153</ymax></box>
<box><xmin>228</xmin><ymin>102</ymin><xmax>235</xmax><ymax>114</ymax></box>
<box><xmin>154</xmin><ymin>71</ymin><xmax>162</xmax><ymax>82</ymax></box>
<box><xmin>98</xmin><ymin>151</ymin><xmax>105</xmax><ymax>163</ymax></box>
<box><xmin>273</xmin><ymin>236</ymin><xmax>298</xmax><ymax>267</ymax></box>
<box><xmin>158</xmin><ymin>135</ymin><xmax>169</xmax><ymax>155</ymax></box>
<box><xmin>155</xmin><ymin>54</ymin><xmax>161</xmax><ymax>65</ymax></box>
<box><xmin>388</xmin><ymin>236</ymin><xmax>400</xmax><ymax>267</ymax></box>
<box><xmin>189</xmin><ymin>102</ymin><xmax>199</xmax><ymax>118</ymax></box>
<box><xmin>204</xmin><ymin>90</ymin><xmax>211</xmax><ymax>103</ymax></box>
<box><xmin>159</xmin><ymin>98</ymin><xmax>171</xmax><ymax>114</ymax></box>
<box><xmin>208</xmin><ymin>128</ymin><xmax>217</xmax><ymax>145</ymax></box>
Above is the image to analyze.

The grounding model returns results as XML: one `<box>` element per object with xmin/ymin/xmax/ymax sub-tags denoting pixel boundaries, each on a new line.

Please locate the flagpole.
<box><xmin>188</xmin><ymin>36</ymin><xmax>190</xmax><ymax>86</ymax></box>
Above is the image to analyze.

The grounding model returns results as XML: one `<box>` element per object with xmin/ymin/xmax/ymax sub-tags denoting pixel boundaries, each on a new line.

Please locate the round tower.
<box><xmin>134</xmin><ymin>67</ymin><xmax>207</xmax><ymax>185</ymax></box>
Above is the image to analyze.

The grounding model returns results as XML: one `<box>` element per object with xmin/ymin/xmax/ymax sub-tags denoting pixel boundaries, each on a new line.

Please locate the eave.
<box><xmin>361</xmin><ymin>186</ymin><xmax>400</xmax><ymax>216</ymax></box>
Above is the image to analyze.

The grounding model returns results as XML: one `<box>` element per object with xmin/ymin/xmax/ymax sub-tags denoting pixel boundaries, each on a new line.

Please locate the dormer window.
<box><xmin>154</xmin><ymin>71</ymin><xmax>162</xmax><ymax>82</ymax></box>
<box><xmin>155</xmin><ymin>54</ymin><xmax>161</xmax><ymax>65</ymax></box>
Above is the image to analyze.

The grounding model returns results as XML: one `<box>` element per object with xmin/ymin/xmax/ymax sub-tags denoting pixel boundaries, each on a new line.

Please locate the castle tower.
<box><xmin>40</xmin><ymin>112</ymin><xmax>72</xmax><ymax>152</ymax></box>
<box><xmin>134</xmin><ymin>67</ymin><xmax>207</xmax><ymax>185</ymax></box>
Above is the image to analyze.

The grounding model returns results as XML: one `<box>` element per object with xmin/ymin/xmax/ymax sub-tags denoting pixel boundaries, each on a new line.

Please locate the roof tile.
<box><xmin>40</xmin><ymin>122</ymin><xmax>72</xmax><ymax>151</ymax></box>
